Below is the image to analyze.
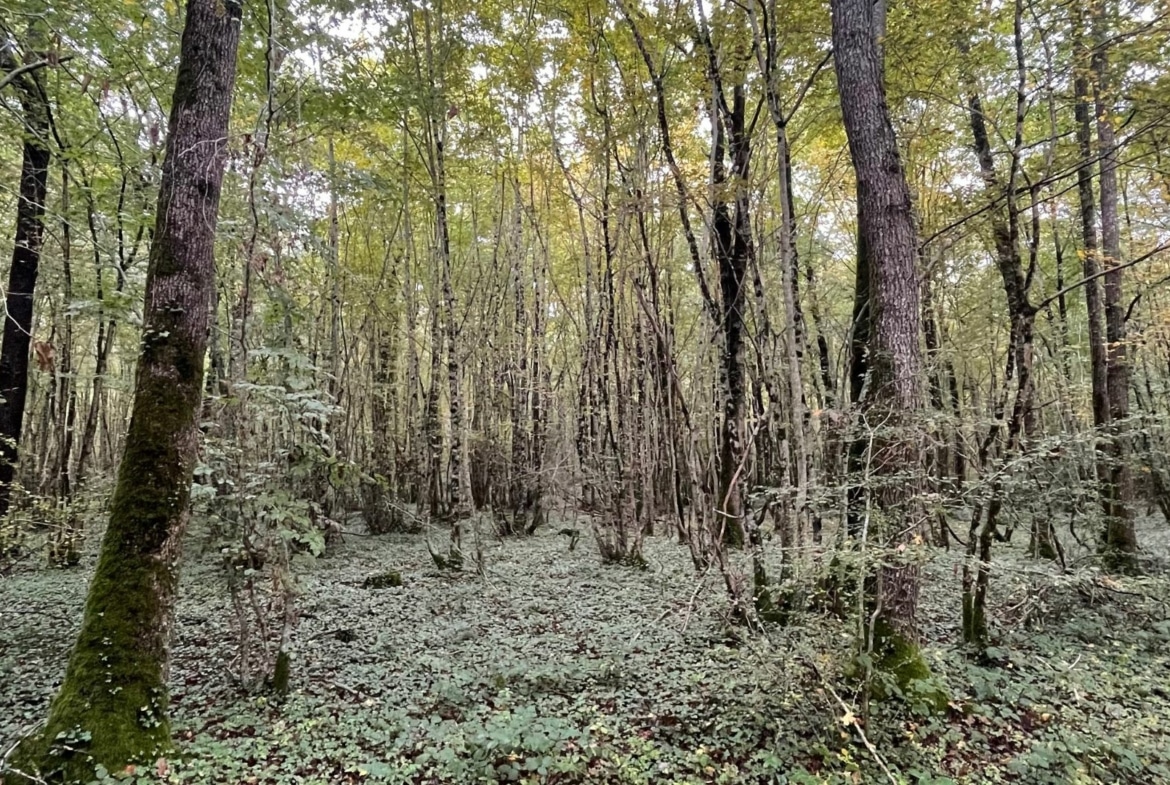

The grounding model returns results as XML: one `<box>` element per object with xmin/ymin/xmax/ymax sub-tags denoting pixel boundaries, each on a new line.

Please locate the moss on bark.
<box><xmin>363</xmin><ymin>570</ymin><xmax>403</xmax><ymax>589</ymax></box>
<box><xmin>9</xmin><ymin>368</ymin><xmax>207</xmax><ymax>781</ymax></box>
<box><xmin>1101</xmin><ymin>520</ymin><xmax>1140</xmax><ymax>575</ymax></box>
<box><xmin>272</xmin><ymin>650</ymin><xmax>292</xmax><ymax>699</ymax></box>
<box><xmin>961</xmin><ymin>587</ymin><xmax>987</xmax><ymax>649</ymax></box>
<box><xmin>869</xmin><ymin>617</ymin><xmax>948</xmax><ymax>713</ymax></box>
<box><xmin>9</xmin><ymin>521</ymin><xmax>176</xmax><ymax>781</ymax></box>
<box><xmin>9</xmin><ymin>0</ymin><xmax>243</xmax><ymax>780</ymax></box>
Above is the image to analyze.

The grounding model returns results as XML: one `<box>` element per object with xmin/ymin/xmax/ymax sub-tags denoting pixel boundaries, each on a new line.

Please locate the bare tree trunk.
<box><xmin>832</xmin><ymin>0</ymin><xmax>940</xmax><ymax>700</ymax></box>
<box><xmin>711</xmin><ymin>84</ymin><xmax>750</xmax><ymax>551</ymax></box>
<box><xmin>1092</xmin><ymin>0</ymin><xmax>1138</xmax><ymax>568</ymax></box>
<box><xmin>0</xmin><ymin>50</ymin><xmax>50</xmax><ymax>517</ymax></box>
<box><xmin>529</xmin><ymin>173</ymin><xmax>549</xmax><ymax>534</ymax></box>
<box><xmin>419</xmin><ymin>7</ymin><xmax>468</xmax><ymax>563</ymax></box>
<box><xmin>1073</xmin><ymin>15</ymin><xmax>1118</xmax><ymax>564</ymax></box>
<box><xmin>507</xmin><ymin>177</ymin><xmax>529</xmax><ymax>534</ymax></box>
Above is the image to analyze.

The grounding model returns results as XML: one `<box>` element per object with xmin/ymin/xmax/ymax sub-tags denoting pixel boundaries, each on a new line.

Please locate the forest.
<box><xmin>0</xmin><ymin>0</ymin><xmax>1169</xmax><ymax>781</ymax></box>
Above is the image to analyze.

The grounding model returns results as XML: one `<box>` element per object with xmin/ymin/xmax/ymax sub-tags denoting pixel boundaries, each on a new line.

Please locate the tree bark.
<box><xmin>0</xmin><ymin>53</ymin><xmax>50</xmax><ymax>518</ymax></box>
<box><xmin>13</xmin><ymin>1</ymin><xmax>242</xmax><ymax>779</ymax></box>
<box><xmin>1092</xmin><ymin>0</ymin><xmax>1138</xmax><ymax>567</ymax></box>
<box><xmin>832</xmin><ymin>0</ymin><xmax>939</xmax><ymax>701</ymax></box>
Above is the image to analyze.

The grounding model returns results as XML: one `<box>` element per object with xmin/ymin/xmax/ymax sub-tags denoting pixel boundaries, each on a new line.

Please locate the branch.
<box><xmin>920</xmin><ymin>118</ymin><xmax>1164</xmax><ymax>249</ymax></box>
<box><xmin>1035</xmin><ymin>241</ymin><xmax>1170</xmax><ymax>312</ymax></box>
<box><xmin>0</xmin><ymin>55</ymin><xmax>71</xmax><ymax>93</ymax></box>
<box><xmin>785</xmin><ymin>48</ymin><xmax>834</xmax><ymax>124</ymax></box>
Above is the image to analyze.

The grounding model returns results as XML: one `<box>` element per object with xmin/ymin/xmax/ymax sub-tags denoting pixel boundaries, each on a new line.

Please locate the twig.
<box><xmin>0</xmin><ymin>57</ymin><xmax>73</xmax><ymax>94</ymax></box>
<box><xmin>679</xmin><ymin>571</ymin><xmax>710</xmax><ymax>634</ymax></box>
<box><xmin>801</xmin><ymin>657</ymin><xmax>900</xmax><ymax>785</ymax></box>
<box><xmin>320</xmin><ymin>678</ymin><xmax>369</xmax><ymax>701</ymax></box>
<box><xmin>1035</xmin><ymin>241</ymin><xmax>1170</xmax><ymax>311</ymax></box>
<box><xmin>1090</xmin><ymin>577</ymin><xmax>1169</xmax><ymax>607</ymax></box>
<box><xmin>1</xmin><ymin>720</ymin><xmax>47</xmax><ymax>784</ymax></box>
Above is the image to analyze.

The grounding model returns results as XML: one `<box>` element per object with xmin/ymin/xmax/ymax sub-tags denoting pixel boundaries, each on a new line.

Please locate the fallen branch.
<box><xmin>800</xmin><ymin>656</ymin><xmax>900</xmax><ymax>785</ymax></box>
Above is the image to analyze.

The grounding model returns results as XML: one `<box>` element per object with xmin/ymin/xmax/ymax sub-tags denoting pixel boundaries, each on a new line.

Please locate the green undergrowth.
<box><xmin>1</xmin><ymin>516</ymin><xmax>1168</xmax><ymax>784</ymax></box>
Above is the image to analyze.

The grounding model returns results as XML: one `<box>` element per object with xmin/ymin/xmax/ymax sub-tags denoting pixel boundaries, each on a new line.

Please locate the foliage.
<box><xmin>3</xmin><ymin>522</ymin><xmax>1170</xmax><ymax>784</ymax></box>
<box><xmin>1</xmin><ymin>0</ymin><xmax>1170</xmax><ymax>780</ymax></box>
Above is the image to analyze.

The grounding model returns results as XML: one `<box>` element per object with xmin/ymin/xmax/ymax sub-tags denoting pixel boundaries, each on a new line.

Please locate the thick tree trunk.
<box><xmin>13</xmin><ymin>1</ymin><xmax>241</xmax><ymax>780</ymax></box>
<box><xmin>0</xmin><ymin>58</ymin><xmax>50</xmax><ymax>518</ymax></box>
<box><xmin>832</xmin><ymin>0</ymin><xmax>940</xmax><ymax>701</ymax></box>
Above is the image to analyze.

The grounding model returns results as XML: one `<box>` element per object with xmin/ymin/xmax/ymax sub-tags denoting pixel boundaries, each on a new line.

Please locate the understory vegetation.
<box><xmin>0</xmin><ymin>0</ymin><xmax>1169</xmax><ymax>781</ymax></box>
<box><xmin>3</xmin><ymin>516</ymin><xmax>1169</xmax><ymax>784</ymax></box>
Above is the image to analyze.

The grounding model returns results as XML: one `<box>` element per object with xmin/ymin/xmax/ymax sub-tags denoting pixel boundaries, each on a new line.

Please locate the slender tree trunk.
<box><xmin>427</xmin><ymin>29</ymin><xmax>468</xmax><ymax>561</ymax></box>
<box><xmin>327</xmin><ymin>136</ymin><xmax>342</xmax><ymax>404</ymax></box>
<box><xmin>529</xmin><ymin>176</ymin><xmax>549</xmax><ymax>534</ymax></box>
<box><xmin>75</xmin><ymin>170</ymin><xmax>142</xmax><ymax>486</ymax></box>
<box><xmin>0</xmin><ymin>55</ymin><xmax>50</xmax><ymax>517</ymax></box>
<box><xmin>507</xmin><ymin>178</ymin><xmax>529</xmax><ymax>534</ymax></box>
<box><xmin>750</xmin><ymin>0</ymin><xmax>811</xmax><ymax>545</ymax></box>
<box><xmin>55</xmin><ymin>165</ymin><xmax>76</xmax><ymax>502</ymax></box>
<box><xmin>14</xmin><ymin>2</ymin><xmax>242</xmax><ymax>779</ymax></box>
<box><xmin>958</xmin><ymin>17</ymin><xmax>1052</xmax><ymax>585</ymax></box>
<box><xmin>1092</xmin><ymin>0</ymin><xmax>1138</xmax><ymax>567</ymax></box>
<box><xmin>705</xmin><ymin>64</ymin><xmax>751</xmax><ymax>551</ymax></box>
<box><xmin>1074</xmin><ymin>18</ymin><xmax>1117</xmax><ymax>562</ymax></box>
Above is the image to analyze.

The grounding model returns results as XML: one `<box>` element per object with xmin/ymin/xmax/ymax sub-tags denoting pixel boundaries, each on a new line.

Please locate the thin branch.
<box><xmin>0</xmin><ymin>55</ymin><xmax>70</xmax><ymax>93</ymax></box>
<box><xmin>1035</xmin><ymin>241</ymin><xmax>1170</xmax><ymax>312</ymax></box>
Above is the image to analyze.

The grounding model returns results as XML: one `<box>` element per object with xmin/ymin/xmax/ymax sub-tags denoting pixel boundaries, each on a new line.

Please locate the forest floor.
<box><xmin>2</xmin><ymin>513</ymin><xmax>1169</xmax><ymax>785</ymax></box>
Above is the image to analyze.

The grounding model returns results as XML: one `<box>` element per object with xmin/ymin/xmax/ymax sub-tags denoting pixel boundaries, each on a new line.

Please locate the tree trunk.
<box><xmin>708</xmin><ymin>73</ymin><xmax>751</xmax><ymax>551</ymax></box>
<box><xmin>1073</xmin><ymin>16</ymin><xmax>1121</xmax><ymax>566</ymax></box>
<box><xmin>13</xmin><ymin>1</ymin><xmax>242</xmax><ymax>779</ymax></box>
<box><xmin>507</xmin><ymin>177</ymin><xmax>530</xmax><ymax>534</ymax></box>
<box><xmin>1092</xmin><ymin>0</ymin><xmax>1138</xmax><ymax>568</ymax></box>
<box><xmin>831</xmin><ymin>0</ymin><xmax>940</xmax><ymax>701</ymax></box>
<box><xmin>0</xmin><ymin>54</ymin><xmax>50</xmax><ymax>518</ymax></box>
<box><xmin>528</xmin><ymin>184</ymin><xmax>548</xmax><ymax>534</ymax></box>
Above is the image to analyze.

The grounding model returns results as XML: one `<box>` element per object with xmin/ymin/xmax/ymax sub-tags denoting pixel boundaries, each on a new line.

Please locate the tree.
<box><xmin>0</xmin><ymin>29</ymin><xmax>52</xmax><ymax>518</ymax></box>
<box><xmin>1092</xmin><ymin>0</ymin><xmax>1139</xmax><ymax>568</ymax></box>
<box><xmin>11</xmin><ymin>0</ymin><xmax>242</xmax><ymax>779</ymax></box>
<box><xmin>831</xmin><ymin>0</ymin><xmax>938</xmax><ymax>697</ymax></box>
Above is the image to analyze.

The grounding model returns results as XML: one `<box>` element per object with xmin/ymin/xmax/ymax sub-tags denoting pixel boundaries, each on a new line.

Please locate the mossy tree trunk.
<box><xmin>831</xmin><ymin>0</ymin><xmax>940</xmax><ymax>701</ymax></box>
<box><xmin>12</xmin><ymin>1</ymin><xmax>242</xmax><ymax>781</ymax></box>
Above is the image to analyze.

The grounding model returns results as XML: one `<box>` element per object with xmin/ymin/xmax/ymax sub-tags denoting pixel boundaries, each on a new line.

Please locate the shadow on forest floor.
<box><xmin>2</xmin><ymin>514</ymin><xmax>1169</xmax><ymax>784</ymax></box>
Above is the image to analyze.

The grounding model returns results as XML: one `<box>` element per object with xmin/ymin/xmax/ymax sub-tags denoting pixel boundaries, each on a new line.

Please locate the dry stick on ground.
<box><xmin>318</xmin><ymin>678</ymin><xmax>370</xmax><ymax>701</ymax></box>
<box><xmin>800</xmin><ymin>656</ymin><xmax>901</xmax><ymax>785</ymax></box>
<box><xmin>1</xmin><ymin>721</ymin><xmax>47</xmax><ymax>784</ymax></box>
<box><xmin>626</xmin><ymin>569</ymin><xmax>712</xmax><ymax>644</ymax></box>
<box><xmin>678</xmin><ymin>571</ymin><xmax>712</xmax><ymax>634</ymax></box>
